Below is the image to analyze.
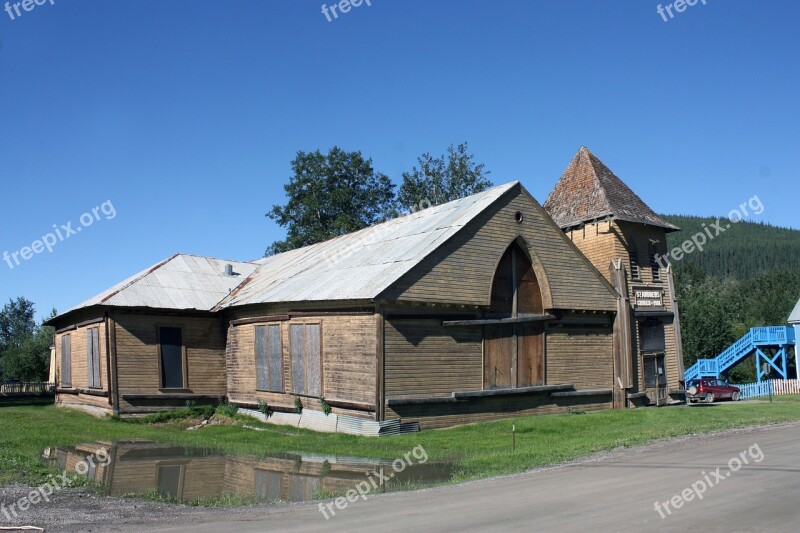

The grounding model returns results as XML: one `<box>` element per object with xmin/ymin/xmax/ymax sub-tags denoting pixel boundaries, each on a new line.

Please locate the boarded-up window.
<box><xmin>290</xmin><ymin>323</ymin><xmax>321</xmax><ymax>396</ymax></box>
<box><xmin>87</xmin><ymin>328</ymin><xmax>101</xmax><ymax>389</ymax></box>
<box><xmin>60</xmin><ymin>334</ymin><xmax>72</xmax><ymax>387</ymax></box>
<box><xmin>255</xmin><ymin>324</ymin><xmax>283</xmax><ymax>392</ymax></box>
<box><xmin>159</xmin><ymin>327</ymin><xmax>184</xmax><ymax>389</ymax></box>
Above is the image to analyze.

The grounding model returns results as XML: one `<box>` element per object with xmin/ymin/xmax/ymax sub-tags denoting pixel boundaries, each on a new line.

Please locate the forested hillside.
<box><xmin>660</xmin><ymin>216</ymin><xmax>800</xmax><ymax>382</ymax></box>
<box><xmin>663</xmin><ymin>215</ymin><xmax>800</xmax><ymax>279</ymax></box>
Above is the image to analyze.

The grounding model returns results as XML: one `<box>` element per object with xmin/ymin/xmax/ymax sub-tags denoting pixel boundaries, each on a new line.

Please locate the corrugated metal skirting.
<box><xmin>239</xmin><ymin>408</ymin><xmax>419</xmax><ymax>437</ymax></box>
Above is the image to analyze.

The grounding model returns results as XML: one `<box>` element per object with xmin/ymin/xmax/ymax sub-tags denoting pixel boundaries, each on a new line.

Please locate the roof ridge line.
<box><xmin>253</xmin><ymin>181</ymin><xmax>519</xmax><ymax>264</ymax></box>
<box><xmin>98</xmin><ymin>253</ymin><xmax>179</xmax><ymax>305</ymax></box>
<box><xmin>371</xmin><ymin>182</ymin><xmax>520</xmax><ymax>300</ymax></box>
<box><xmin>584</xmin><ymin>149</ymin><xmax>615</xmax><ymax>220</ymax></box>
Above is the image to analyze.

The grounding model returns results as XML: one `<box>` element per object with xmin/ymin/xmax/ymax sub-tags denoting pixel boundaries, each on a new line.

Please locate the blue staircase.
<box><xmin>684</xmin><ymin>326</ymin><xmax>796</xmax><ymax>383</ymax></box>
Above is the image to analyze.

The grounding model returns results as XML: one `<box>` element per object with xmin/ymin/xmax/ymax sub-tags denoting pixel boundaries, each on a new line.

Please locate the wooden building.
<box><xmin>543</xmin><ymin>147</ymin><xmax>685</xmax><ymax>406</ymax></box>
<box><xmin>220</xmin><ymin>181</ymin><xmax>619</xmax><ymax>430</ymax></box>
<box><xmin>48</xmin><ymin>148</ymin><xmax>685</xmax><ymax>431</ymax></box>
<box><xmin>47</xmin><ymin>256</ymin><xmax>257</xmax><ymax>416</ymax></box>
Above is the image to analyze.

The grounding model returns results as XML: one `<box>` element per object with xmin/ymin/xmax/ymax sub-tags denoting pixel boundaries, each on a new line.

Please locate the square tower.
<box><xmin>544</xmin><ymin>147</ymin><xmax>685</xmax><ymax>406</ymax></box>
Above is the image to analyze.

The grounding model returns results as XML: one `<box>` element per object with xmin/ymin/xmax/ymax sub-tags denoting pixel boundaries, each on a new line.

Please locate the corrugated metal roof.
<box><xmin>56</xmin><ymin>182</ymin><xmax>516</xmax><ymax>319</ymax></box>
<box><xmin>789</xmin><ymin>298</ymin><xmax>800</xmax><ymax>323</ymax></box>
<box><xmin>219</xmin><ymin>182</ymin><xmax>517</xmax><ymax>307</ymax></box>
<box><xmin>65</xmin><ymin>254</ymin><xmax>258</xmax><ymax>314</ymax></box>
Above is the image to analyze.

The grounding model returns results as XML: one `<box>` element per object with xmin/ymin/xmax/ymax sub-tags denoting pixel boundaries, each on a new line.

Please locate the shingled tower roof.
<box><xmin>543</xmin><ymin>147</ymin><xmax>679</xmax><ymax>232</ymax></box>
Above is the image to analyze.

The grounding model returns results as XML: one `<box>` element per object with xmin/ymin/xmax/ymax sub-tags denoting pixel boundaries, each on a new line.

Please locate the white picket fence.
<box><xmin>737</xmin><ymin>379</ymin><xmax>800</xmax><ymax>399</ymax></box>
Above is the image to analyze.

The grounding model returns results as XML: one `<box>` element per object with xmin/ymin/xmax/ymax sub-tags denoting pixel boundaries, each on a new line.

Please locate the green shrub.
<box><xmin>216</xmin><ymin>400</ymin><xmax>239</xmax><ymax>417</ymax></box>
<box><xmin>257</xmin><ymin>399</ymin><xmax>273</xmax><ymax>417</ymax></box>
<box><xmin>320</xmin><ymin>397</ymin><xmax>332</xmax><ymax>416</ymax></box>
<box><xmin>294</xmin><ymin>396</ymin><xmax>303</xmax><ymax>414</ymax></box>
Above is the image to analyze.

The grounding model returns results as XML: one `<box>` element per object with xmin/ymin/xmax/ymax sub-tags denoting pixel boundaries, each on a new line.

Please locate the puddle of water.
<box><xmin>41</xmin><ymin>441</ymin><xmax>458</xmax><ymax>504</ymax></box>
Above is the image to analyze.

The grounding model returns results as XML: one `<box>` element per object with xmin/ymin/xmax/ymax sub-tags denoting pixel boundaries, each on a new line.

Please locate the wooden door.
<box><xmin>484</xmin><ymin>324</ymin><xmax>513</xmax><ymax>389</ymax></box>
<box><xmin>484</xmin><ymin>241</ymin><xmax>545</xmax><ymax>390</ymax></box>
<box><xmin>517</xmin><ymin>323</ymin><xmax>544</xmax><ymax>387</ymax></box>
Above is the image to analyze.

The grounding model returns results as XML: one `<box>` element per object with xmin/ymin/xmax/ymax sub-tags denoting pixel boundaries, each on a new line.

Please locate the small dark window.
<box><xmin>159</xmin><ymin>327</ymin><xmax>184</xmax><ymax>389</ymax></box>
<box><xmin>290</xmin><ymin>323</ymin><xmax>321</xmax><ymax>397</ymax></box>
<box><xmin>87</xmin><ymin>327</ymin><xmax>101</xmax><ymax>389</ymax></box>
<box><xmin>255</xmin><ymin>324</ymin><xmax>283</xmax><ymax>392</ymax></box>
<box><xmin>640</xmin><ymin>320</ymin><xmax>666</xmax><ymax>352</ymax></box>
<box><xmin>630</xmin><ymin>249</ymin><xmax>640</xmax><ymax>281</ymax></box>
<box><xmin>651</xmin><ymin>258</ymin><xmax>662</xmax><ymax>282</ymax></box>
<box><xmin>60</xmin><ymin>334</ymin><xmax>72</xmax><ymax>387</ymax></box>
<box><xmin>514</xmin><ymin>211</ymin><xmax>524</xmax><ymax>223</ymax></box>
<box><xmin>649</xmin><ymin>242</ymin><xmax>662</xmax><ymax>282</ymax></box>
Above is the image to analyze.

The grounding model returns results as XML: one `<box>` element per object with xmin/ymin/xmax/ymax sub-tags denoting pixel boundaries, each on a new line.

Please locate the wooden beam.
<box><xmin>386</xmin><ymin>396</ymin><xmax>461</xmax><ymax>406</ymax></box>
<box><xmin>375</xmin><ymin>303</ymin><xmax>385</xmax><ymax>422</ymax></box>
<box><xmin>452</xmin><ymin>384</ymin><xmax>574</xmax><ymax>398</ymax></box>
<box><xmin>551</xmin><ymin>389</ymin><xmax>612</xmax><ymax>397</ymax></box>
<box><xmin>122</xmin><ymin>394</ymin><xmax>225</xmax><ymax>401</ymax></box>
<box><xmin>442</xmin><ymin>314</ymin><xmax>555</xmax><ymax>327</ymax></box>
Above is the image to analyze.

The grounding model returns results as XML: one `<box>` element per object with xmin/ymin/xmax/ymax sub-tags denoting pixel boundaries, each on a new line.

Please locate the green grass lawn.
<box><xmin>2</xmin><ymin>396</ymin><xmax>800</xmax><ymax>490</ymax></box>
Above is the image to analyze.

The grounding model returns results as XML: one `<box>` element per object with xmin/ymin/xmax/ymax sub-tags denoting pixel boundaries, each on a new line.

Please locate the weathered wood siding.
<box><xmin>226</xmin><ymin>309</ymin><xmax>377</xmax><ymax>416</ymax></box>
<box><xmin>384</xmin><ymin>318</ymin><xmax>483</xmax><ymax>400</ymax></box>
<box><xmin>386</xmin><ymin>393</ymin><xmax>612</xmax><ymax>429</ymax></box>
<box><xmin>382</xmin><ymin>185</ymin><xmax>617</xmax><ymax>312</ymax></box>
<box><xmin>566</xmin><ymin>220</ymin><xmax>629</xmax><ymax>285</ymax></box>
<box><xmin>545</xmin><ymin>317</ymin><xmax>614</xmax><ymax>389</ymax></box>
<box><xmin>113</xmin><ymin>313</ymin><xmax>227</xmax><ymax>412</ymax></box>
<box><xmin>54</xmin><ymin>320</ymin><xmax>111</xmax><ymax>412</ymax></box>
<box><xmin>568</xmin><ymin>220</ymin><xmax>683</xmax><ymax>395</ymax></box>
<box><xmin>55</xmin><ymin>322</ymin><xmax>107</xmax><ymax>391</ymax></box>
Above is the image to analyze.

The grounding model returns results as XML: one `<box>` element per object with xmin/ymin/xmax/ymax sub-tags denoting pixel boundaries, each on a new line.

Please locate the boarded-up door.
<box><xmin>484</xmin><ymin>242</ymin><xmax>545</xmax><ymax>390</ymax></box>
<box><xmin>484</xmin><ymin>324</ymin><xmax>513</xmax><ymax>389</ymax></box>
<box><xmin>518</xmin><ymin>323</ymin><xmax>544</xmax><ymax>387</ymax></box>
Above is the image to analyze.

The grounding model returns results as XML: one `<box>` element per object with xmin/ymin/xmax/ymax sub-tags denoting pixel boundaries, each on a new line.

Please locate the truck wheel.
<box><xmin>705</xmin><ymin>393</ymin><xmax>715</xmax><ymax>404</ymax></box>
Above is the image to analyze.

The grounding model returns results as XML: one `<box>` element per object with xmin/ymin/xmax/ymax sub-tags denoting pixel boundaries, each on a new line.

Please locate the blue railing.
<box><xmin>685</xmin><ymin>326</ymin><xmax>795</xmax><ymax>382</ymax></box>
<box><xmin>752</xmin><ymin>326</ymin><xmax>795</xmax><ymax>345</ymax></box>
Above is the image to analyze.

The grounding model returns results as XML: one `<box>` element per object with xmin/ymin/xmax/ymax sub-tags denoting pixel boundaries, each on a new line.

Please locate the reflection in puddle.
<box><xmin>41</xmin><ymin>441</ymin><xmax>457</xmax><ymax>504</ymax></box>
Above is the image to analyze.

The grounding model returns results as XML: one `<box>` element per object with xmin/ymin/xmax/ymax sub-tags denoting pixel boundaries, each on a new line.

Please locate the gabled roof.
<box><xmin>543</xmin><ymin>147</ymin><xmax>679</xmax><ymax>232</ymax></box>
<box><xmin>789</xmin><ymin>298</ymin><xmax>800</xmax><ymax>324</ymax></box>
<box><xmin>64</xmin><ymin>254</ymin><xmax>258</xmax><ymax>314</ymax></box>
<box><xmin>218</xmin><ymin>182</ymin><xmax>518</xmax><ymax>307</ymax></box>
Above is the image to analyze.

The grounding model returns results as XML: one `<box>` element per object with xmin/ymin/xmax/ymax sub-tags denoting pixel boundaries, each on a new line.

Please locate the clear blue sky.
<box><xmin>1</xmin><ymin>0</ymin><xmax>798</xmax><ymax>320</ymax></box>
